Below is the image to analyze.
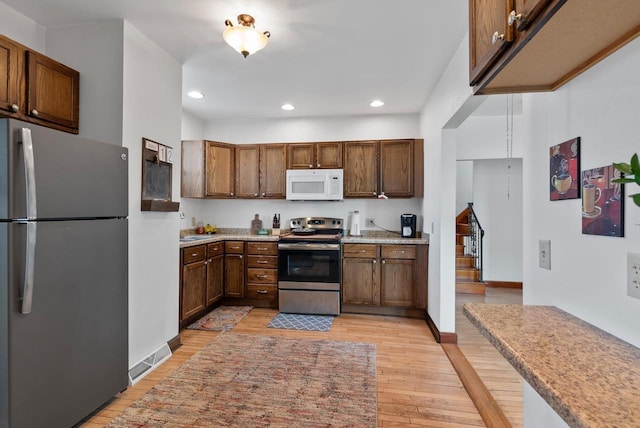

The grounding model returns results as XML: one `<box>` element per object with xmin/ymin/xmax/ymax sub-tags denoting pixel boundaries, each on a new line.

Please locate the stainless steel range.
<box><xmin>278</xmin><ymin>217</ymin><xmax>343</xmax><ymax>315</ymax></box>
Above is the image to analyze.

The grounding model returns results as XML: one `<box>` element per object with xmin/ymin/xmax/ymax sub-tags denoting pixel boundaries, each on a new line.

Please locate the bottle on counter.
<box><xmin>251</xmin><ymin>214</ymin><xmax>263</xmax><ymax>235</ymax></box>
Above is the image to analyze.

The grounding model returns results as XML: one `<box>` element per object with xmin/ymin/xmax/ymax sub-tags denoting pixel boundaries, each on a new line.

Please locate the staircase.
<box><xmin>456</xmin><ymin>204</ymin><xmax>485</xmax><ymax>295</ymax></box>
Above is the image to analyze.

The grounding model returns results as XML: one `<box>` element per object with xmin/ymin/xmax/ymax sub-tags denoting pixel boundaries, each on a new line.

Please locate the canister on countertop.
<box><xmin>350</xmin><ymin>211</ymin><xmax>361</xmax><ymax>236</ymax></box>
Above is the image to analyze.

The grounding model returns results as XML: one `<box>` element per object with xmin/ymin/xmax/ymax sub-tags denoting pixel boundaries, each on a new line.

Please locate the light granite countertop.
<box><xmin>341</xmin><ymin>236</ymin><xmax>429</xmax><ymax>245</ymax></box>
<box><xmin>463</xmin><ymin>303</ymin><xmax>640</xmax><ymax>428</ymax></box>
<box><xmin>180</xmin><ymin>229</ymin><xmax>429</xmax><ymax>248</ymax></box>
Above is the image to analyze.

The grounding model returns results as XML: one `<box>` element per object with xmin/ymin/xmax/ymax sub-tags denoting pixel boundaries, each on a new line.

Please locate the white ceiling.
<box><xmin>3</xmin><ymin>0</ymin><xmax>469</xmax><ymax>121</ymax></box>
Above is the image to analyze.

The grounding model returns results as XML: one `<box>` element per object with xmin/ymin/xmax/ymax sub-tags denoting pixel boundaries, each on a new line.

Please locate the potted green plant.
<box><xmin>612</xmin><ymin>153</ymin><xmax>640</xmax><ymax>207</ymax></box>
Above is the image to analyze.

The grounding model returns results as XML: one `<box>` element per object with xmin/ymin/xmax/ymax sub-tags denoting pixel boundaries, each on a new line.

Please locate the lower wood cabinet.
<box><xmin>224</xmin><ymin>241</ymin><xmax>245</xmax><ymax>298</ymax></box>
<box><xmin>342</xmin><ymin>243</ymin><xmax>427</xmax><ymax>317</ymax></box>
<box><xmin>245</xmin><ymin>241</ymin><xmax>278</xmax><ymax>308</ymax></box>
<box><xmin>206</xmin><ymin>243</ymin><xmax>224</xmax><ymax>306</ymax></box>
<box><xmin>180</xmin><ymin>245</ymin><xmax>207</xmax><ymax>324</ymax></box>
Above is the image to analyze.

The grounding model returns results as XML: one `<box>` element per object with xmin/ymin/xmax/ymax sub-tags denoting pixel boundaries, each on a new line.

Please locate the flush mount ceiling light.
<box><xmin>223</xmin><ymin>14</ymin><xmax>270</xmax><ymax>58</ymax></box>
<box><xmin>370</xmin><ymin>99</ymin><xmax>385</xmax><ymax>108</ymax></box>
<box><xmin>281</xmin><ymin>103</ymin><xmax>295</xmax><ymax>111</ymax></box>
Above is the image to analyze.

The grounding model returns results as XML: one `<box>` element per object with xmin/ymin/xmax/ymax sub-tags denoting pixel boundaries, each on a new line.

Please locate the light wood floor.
<box><xmin>82</xmin><ymin>309</ymin><xmax>487</xmax><ymax>427</ymax></box>
<box><xmin>456</xmin><ymin>287</ymin><xmax>524</xmax><ymax>428</ymax></box>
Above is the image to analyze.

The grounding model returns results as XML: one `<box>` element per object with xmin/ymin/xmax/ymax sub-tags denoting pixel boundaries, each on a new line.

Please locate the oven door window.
<box><xmin>279</xmin><ymin>249</ymin><xmax>340</xmax><ymax>283</ymax></box>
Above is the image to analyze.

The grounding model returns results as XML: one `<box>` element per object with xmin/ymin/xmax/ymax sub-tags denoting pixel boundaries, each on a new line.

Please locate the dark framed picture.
<box><xmin>582</xmin><ymin>165</ymin><xmax>624</xmax><ymax>237</ymax></box>
<box><xmin>550</xmin><ymin>137</ymin><xmax>580</xmax><ymax>200</ymax></box>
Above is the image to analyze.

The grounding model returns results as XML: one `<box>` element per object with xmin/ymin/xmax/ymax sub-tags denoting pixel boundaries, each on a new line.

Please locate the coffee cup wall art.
<box><xmin>582</xmin><ymin>165</ymin><xmax>624</xmax><ymax>237</ymax></box>
<box><xmin>550</xmin><ymin>137</ymin><xmax>580</xmax><ymax>200</ymax></box>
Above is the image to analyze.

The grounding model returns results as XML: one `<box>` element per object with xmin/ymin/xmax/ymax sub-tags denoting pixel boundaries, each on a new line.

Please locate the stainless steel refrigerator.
<box><xmin>0</xmin><ymin>118</ymin><xmax>129</xmax><ymax>428</ymax></box>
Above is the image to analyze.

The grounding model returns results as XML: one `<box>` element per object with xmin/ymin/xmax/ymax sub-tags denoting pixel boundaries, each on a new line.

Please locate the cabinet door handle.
<box><xmin>191</xmin><ymin>253</ymin><xmax>199</xmax><ymax>257</ymax></box>
<box><xmin>257</xmin><ymin>260</ymin><xmax>268</xmax><ymax>264</ymax></box>
<box><xmin>308</xmin><ymin>164</ymin><xmax>313</xmax><ymax>168</ymax></box>
<box><xmin>30</xmin><ymin>109</ymin><xmax>39</xmax><ymax>117</ymax></box>
<box><xmin>256</xmin><ymin>290</ymin><xmax>268</xmax><ymax>294</ymax></box>
<box><xmin>317</xmin><ymin>163</ymin><xmax>321</xmax><ymax>168</ymax></box>
<box><xmin>256</xmin><ymin>274</ymin><xmax>268</xmax><ymax>279</ymax></box>
<box><xmin>256</xmin><ymin>247</ymin><xmax>268</xmax><ymax>251</ymax></box>
<box><xmin>372</xmin><ymin>192</ymin><xmax>377</xmax><ymax>196</ymax></box>
<box><xmin>373</xmin><ymin>260</ymin><xmax>377</xmax><ymax>264</ymax></box>
<box><xmin>231</xmin><ymin>246</ymin><xmax>241</xmax><ymax>249</ymax></box>
<box><xmin>491</xmin><ymin>31</ymin><xmax>505</xmax><ymax>45</ymax></box>
<box><xmin>382</xmin><ymin>260</ymin><xmax>386</xmax><ymax>264</ymax></box>
<box><xmin>230</xmin><ymin>192</ymin><xmax>234</xmax><ymax>196</ymax></box>
<box><xmin>11</xmin><ymin>104</ymin><xmax>19</xmax><ymax>112</ymax></box>
<box><xmin>254</xmin><ymin>193</ymin><xmax>258</xmax><ymax>196</ymax></box>
<box><xmin>262</xmin><ymin>192</ymin><xmax>266</xmax><ymax>197</ymax></box>
<box><xmin>508</xmin><ymin>10</ymin><xmax>522</xmax><ymax>26</ymax></box>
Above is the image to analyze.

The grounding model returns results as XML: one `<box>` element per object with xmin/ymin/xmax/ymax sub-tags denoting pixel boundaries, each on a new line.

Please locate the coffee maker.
<box><xmin>401</xmin><ymin>214</ymin><xmax>417</xmax><ymax>238</ymax></box>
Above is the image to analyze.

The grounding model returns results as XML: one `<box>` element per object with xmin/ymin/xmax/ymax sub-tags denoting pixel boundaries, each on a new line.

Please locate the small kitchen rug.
<box><xmin>267</xmin><ymin>313</ymin><xmax>334</xmax><ymax>332</ymax></box>
<box><xmin>186</xmin><ymin>305</ymin><xmax>253</xmax><ymax>332</ymax></box>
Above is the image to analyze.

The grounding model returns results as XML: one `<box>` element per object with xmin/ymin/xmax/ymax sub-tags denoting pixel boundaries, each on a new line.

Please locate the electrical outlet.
<box><xmin>627</xmin><ymin>253</ymin><xmax>640</xmax><ymax>299</ymax></box>
<box><xmin>365</xmin><ymin>218</ymin><xmax>375</xmax><ymax>227</ymax></box>
<box><xmin>539</xmin><ymin>240</ymin><xmax>551</xmax><ymax>270</ymax></box>
<box><xmin>191</xmin><ymin>217</ymin><xmax>196</xmax><ymax>227</ymax></box>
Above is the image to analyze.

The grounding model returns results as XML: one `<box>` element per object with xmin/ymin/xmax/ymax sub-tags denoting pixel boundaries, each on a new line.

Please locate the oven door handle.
<box><xmin>278</xmin><ymin>243</ymin><xmax>340</xmax><ymax>251</ymax></box>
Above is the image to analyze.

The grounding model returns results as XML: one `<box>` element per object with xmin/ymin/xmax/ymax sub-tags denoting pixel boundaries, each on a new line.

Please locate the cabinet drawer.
<box><xmin>225</xmin><ymin>241</ymin><xmax>244</xmax><ymax>254</ymax></box>
<box><xmin>247</xmin><ymin>268</ymin><xmax>278</xmax><ymax>284</ymax></box>
<box><xmin>343</xmin><ymin>244</ymin><xmax>378</xmax><ymax>258</ymax></box>
<box><xmin>381</xmin><ymin>245</ymin><xmax>416</xmax><ymax>259</ymax></box>
<box><xmin>247</xmin><ymin>255</ymin><xmax>278</xmax><ymax>269</ymax></box>
<box><xmin>207</xmin><ymin>242</ymin><xmax>224</xmax><ymax>257</ymax></box>
<box><xmin>246</xmin><ymin>284</ymin><xmax>277</xmax><ymax>300</ymax></box>
<box><xmin>247</xmin><ymin>241</ymin><xmax>277</xmax><ymax>255</ymax></box>
<box><xmin>183</xmin><ymin>245</ymin><xmax>206</xmax><ymax>264</ymax></box>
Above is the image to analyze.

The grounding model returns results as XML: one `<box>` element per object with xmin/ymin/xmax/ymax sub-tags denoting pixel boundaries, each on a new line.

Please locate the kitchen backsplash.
<box><xmin>179</xmin><ymin>197</ymin><xmax>423</xmax><ymax>235</ymax></box>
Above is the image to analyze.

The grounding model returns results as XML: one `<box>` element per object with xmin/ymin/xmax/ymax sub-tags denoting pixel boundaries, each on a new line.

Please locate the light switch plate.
<box><xmin>539</xmin><ymin>240</ymin><xmax>551</xmax><ymax>270</ymax></box>
<box><xmin>627</xmin><ymin>253</ymin><xmax>640</xmax><ymax>299</ymax></box>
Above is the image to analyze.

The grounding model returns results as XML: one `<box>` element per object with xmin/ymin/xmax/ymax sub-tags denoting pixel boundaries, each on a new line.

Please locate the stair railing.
<box><xmin>467</xmin><ymin>202</ymin><xmax>485</xmax><ymax>282</ymax></box>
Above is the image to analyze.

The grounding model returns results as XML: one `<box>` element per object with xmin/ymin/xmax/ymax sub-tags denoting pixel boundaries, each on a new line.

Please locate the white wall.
<box><xmin>523</xmin><ymin>37</ymin><xmax>640</xmax><ymax>346</ymax></box>
<box><xmin>122</xmin><ymin>22</ymin><xmax>182</xmax><ymax>367</ymax></box>
<box><xmin>0</xmin><ymin>1</ymin><xmax>45</xmax><ymax>51</ymax></box>
<box><xmin>419</xmin><ymin>34</ymin><xmax>474</xmax><ymax>333</ymax></box>
<box><xmin>178</xmin><ymin>114</ymin><xmax>423</xmax><ymax>234</ymax></box>
<box><xmin>456</xmin><ymin>160</ymin><xmax>473</xmax><ymax>214</ymax></box>
<box><xmin>457</xmin><ymin>114</ymin><xmax>525</xmax><ymax>160</ymax></box>
<box><xmin>472</xmin><ymin>158</ymin><xmax>523</xmax><ymax>282</ymax></box>
<box><xmin>46</xmin><ymin>20</ymin><xmax>124</xmax><ymax>146</ymax></box>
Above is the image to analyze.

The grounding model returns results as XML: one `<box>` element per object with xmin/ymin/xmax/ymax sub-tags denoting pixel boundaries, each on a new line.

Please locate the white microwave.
<box><xmin>286</xmin><ymin>169</ymin><xmax>344</xmax><ymax>201</ymax></box>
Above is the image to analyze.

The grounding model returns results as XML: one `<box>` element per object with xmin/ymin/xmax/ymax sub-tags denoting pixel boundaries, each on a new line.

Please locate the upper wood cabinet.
<box><xmin>344</xmin><ymin>139</ymin><xmax>423</xmax><ymax>199</ymax></box>
<box><xmin>287</xmin><ymin>142</ymin><xmax>342</xmax><ymax>169</ymax></box>
<box><xmin>0</xmin><ymin>36</ymin><xmax>19</xmax><ymax>116</ymax></box>
<box><xmin>181</xmin><ymin>140</ymin><xmax>235</xmax><ymax>198</ymax></box>
<box><xmin>380</xmin><ymin>140</ymin><xmax>414</xmax><ymax>198</ymax></box>
<box><xmin>236</xmin><ymin>144</ymin><xmax>286</xmax><ymax>198</ymax></box>
<box><xmin>344</xmin><ymin>140</ymin><xmax>379</xmax><ymax>198</ymax></box>
<box><xmin>470</xmin><ymin>0</ymin><xmax>640</xmax><ymax>94</ymax></box>
<box><xmin>469</xmin><ymin>0</ymin><xmax>515</xmax><ymax>86</ymax></box>
<box><xmin>0</xmin><ymin>34</ymin><xmax>80</xmax><ymax>133</ymax></box>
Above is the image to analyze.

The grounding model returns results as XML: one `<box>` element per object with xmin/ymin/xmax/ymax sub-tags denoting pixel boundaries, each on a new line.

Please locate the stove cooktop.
<box><xmin>280</xmin><ymin>217</ymin><xmax>344</xmax><ymax>241</ymax></box>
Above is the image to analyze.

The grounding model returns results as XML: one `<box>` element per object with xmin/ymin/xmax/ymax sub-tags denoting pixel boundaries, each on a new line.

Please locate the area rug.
<box><xmin>106</xmin><ymin>333</ymin><xmax>377</xmax><ymax>427</ymax></box>
<box><xmin>186</xmin><ymin>305</ymin><xmax>252</xmax><ymax>332</ymax></box>
<box><xmin>267</xmin><ymin>313</ymin><xmax>334</xmax><ymax>332</ymax></box>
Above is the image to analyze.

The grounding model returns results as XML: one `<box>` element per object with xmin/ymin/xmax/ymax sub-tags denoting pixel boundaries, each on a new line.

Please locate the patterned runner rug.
<box><xmin>267</xmin><ymin>313</ymin><xmax>334</xmax><ymax>332</ymax></box>
<box><xmin>186</xmin><ymin>305</ymin><xmax>252</xmax><ymax>331</ymax></box>
<box><xmin>107</xmin><ymin>333</ymin><xmax>377</xmax><ymax>427</ymax></box>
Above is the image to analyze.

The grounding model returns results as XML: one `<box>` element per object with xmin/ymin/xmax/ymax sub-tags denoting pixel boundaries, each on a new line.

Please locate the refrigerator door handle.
<box><xmin>21</xmin><ymin>221</ymin><xmax>37</xmax><ymax>314</ymax></box>
<box><xmin>21</xmin><ymin>128</ymin><xmax>37</xmax><ymax>220</ymax></box>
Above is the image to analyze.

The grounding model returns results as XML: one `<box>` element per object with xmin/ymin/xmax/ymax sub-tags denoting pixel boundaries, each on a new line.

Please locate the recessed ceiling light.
<box><xmin>187</xmin><ymin>90</ymin><xmax>204</xmax><ymax>99</ymax></box>
<box><xmin>281</xmin><ymin>103</ymin><xmax>295</xmax><ymax>111</ymax></box>
<box><xmin>370</xmin><ymin>99</ymin><xmax>384</xmax><ymax>108</ymax></box>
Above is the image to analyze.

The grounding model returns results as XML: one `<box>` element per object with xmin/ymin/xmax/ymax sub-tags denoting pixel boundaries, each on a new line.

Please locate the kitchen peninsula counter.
<box><xmin>463</xmin><ymin>303</ymin><xmax>640</xmax><ymax>428</ymax></box>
